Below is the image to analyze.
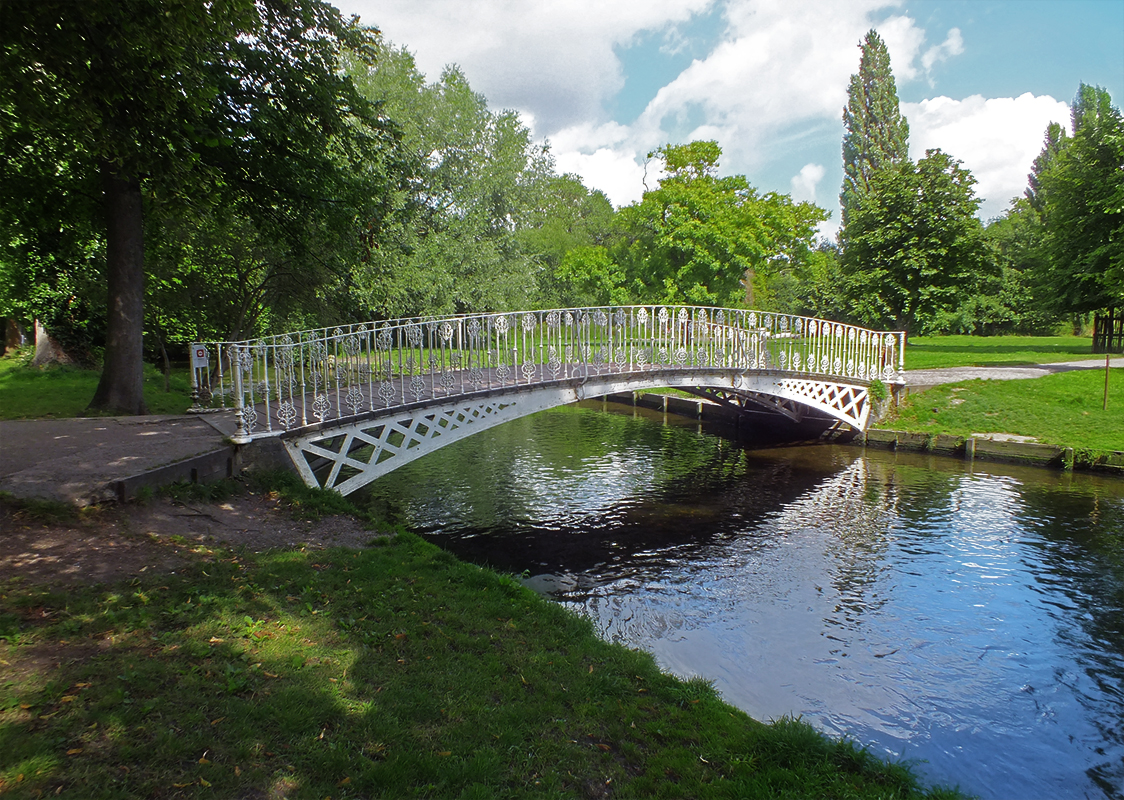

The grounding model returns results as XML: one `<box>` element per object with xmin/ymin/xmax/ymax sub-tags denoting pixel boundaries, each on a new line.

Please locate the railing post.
<box><xmin>231</xmin><ymin>344</ymin><xmax>251</xmax><ymax>444</ymax></box>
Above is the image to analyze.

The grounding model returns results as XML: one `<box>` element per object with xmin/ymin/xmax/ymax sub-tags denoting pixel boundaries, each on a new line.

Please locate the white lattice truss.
<box><xmin>283</xmin><ymin>370</ymin><xmax>875</xmax><ymax>494</ymax></box>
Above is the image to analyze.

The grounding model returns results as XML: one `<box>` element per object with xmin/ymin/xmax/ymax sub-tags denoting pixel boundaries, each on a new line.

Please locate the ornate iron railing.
<box><xmin>189</xmin><ymin>306</ymin><xmax>905</xmax><ymax>442</ymax></box>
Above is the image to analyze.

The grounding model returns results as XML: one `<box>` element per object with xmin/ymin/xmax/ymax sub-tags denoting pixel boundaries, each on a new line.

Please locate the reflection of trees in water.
<box><xmin>360</xmin><ymin>405</ymin><xmax>841</xmax><ymax>576</ymax></box>
<box><xmin>1013</xmin><ymin>481</ymin><xmax>1124</xmax><ymax>796</ymax></box>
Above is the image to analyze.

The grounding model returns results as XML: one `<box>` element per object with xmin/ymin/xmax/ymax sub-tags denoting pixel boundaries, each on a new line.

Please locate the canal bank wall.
<box><xmin>602</xmin><ymin>391</ymin><xmax>1124</xmax><ymax>476</ymax></box>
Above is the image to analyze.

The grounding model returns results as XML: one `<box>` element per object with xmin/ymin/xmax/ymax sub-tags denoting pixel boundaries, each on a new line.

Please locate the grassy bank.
<box><xmin>880</xmin><ymin>367</ymin><xmax>1124</xmax><ymax>453</ymax></box>
<box><xmin>904</xmin><ymin>335</ymin><xmax>1096</xmax><ymax>370</ymax></box>
<box><xmin>0</xmin><ymin>351</ymin><xmax>194</xmax><ymax>419</ymax></box>
<box><xmin>1</xmin><ymin>490</ymin><xmax>964</xmax><ymax>799</ymax></box>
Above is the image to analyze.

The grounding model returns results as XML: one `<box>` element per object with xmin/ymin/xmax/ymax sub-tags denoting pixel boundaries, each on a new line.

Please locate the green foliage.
<box><xmin>841</xmin><ymin>29</ymin><xmax>910</xmax><ymax>225</ymax></box>
<box><xmin>1032</xmin><ymin>84</ymin><xmax>1124</xmax><ymax>318</ymax></box>
<box><xmin>346</xmin><ymin>44</ymin><xmax>566</xmax><ymax>317</ymax></box>
<box><xmin>1</xmin><ymin>0</ymin><xmax>404</xmax><ymax>409</ymax></box>
<box><xmin>840</xmin><ymin>149</ymin><xmax>992</xmax><ymax>335</ymax></box>
<box><xmin>610</xmin><ymin>141</ymin><xmax>826</xmax><ymax>307</ymax></box>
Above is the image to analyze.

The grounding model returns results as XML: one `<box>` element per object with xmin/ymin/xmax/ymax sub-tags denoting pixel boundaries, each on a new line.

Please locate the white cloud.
<box><xmin>903</xmin><ymin>93</ymin><xmax>1071</xmax><ymax>220</ymax></box>
<box><xmin>921</xmin><ymin>28</ymin><xmax>964</xmax><ymax>74</ymax></box>
<box><xmin>336</xmin><ymin>0</ymin><xmax>713</xmax><ymax>134</ymax></box>
<box><xmin>335</xmin><ymin>0</ymin><xmax>1054</xmax><ymax>222</ymax></box>
<box><xmin>790</xmin><ymin>163</ymin><xmax>826</xmax><ymax>204</ymax></box>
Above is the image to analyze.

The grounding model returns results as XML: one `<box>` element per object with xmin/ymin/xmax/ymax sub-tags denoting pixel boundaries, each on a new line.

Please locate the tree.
<box><xmin>841</xmin><ymin>29</ymin><xmax>910</xmax><ymax>226</ymax></box>
<box><xmin>1</xmin><ymin>0</ymin><xmax>394</xmax><ymax>413</ymax></box>
<box><xmin>347</xmin><ymin>44</ymin><xmax>567</xmax><ymax>317</ymax></box>
<box><xmin>613</xmin><ymin>141</ymin><xmax>825</xmax><ymax>307</ymax></box>
<box><xmin>1032</xmin><ymin>84</ymin><xmax>1124</xmax><ymax>351</ymax></box>
<box><xmin>839</xmin><ymin>149</ymin><xmax>991</xmax><ymax>335</ymax></box>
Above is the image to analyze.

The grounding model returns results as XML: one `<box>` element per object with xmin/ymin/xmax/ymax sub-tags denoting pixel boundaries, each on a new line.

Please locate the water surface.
<box><xmin>360</xmin><ymin>402</ymin><xmax>1124</xmax><ymax>799</ymax></box>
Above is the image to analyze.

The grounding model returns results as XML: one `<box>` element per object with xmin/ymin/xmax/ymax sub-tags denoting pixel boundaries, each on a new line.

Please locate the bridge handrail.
<box><xmin>188</xmin><ymin>305</ymin><xmax>905</xmax><ymax>442</ymax></box>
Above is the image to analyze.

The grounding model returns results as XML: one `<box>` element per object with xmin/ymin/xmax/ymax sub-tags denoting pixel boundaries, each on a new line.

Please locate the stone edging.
<box><xmin>599</xmin><ymin>391</ymin><xmax>1124</xmax><ymax>476</ymax></box>
<box><xmin>857</xmin><ymin>429</ymin><xmax>1124</xmax><ymax>474</ymax></box>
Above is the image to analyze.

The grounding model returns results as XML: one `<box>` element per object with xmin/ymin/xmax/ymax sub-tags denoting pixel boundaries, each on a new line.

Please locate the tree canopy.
<box><xmin>600</xmin><ymin>142</ymin><xmax>825</xmax><ymax>308</ymax></box>
<box><xmin>841</xmin><ymin>29</ymin><xmax>910</xmax><ymax>226</ymax></box>
<box><xmin>840</xmin><ymin>149</ymin><xmax>990</xmax><ymax>335</ymax></box>
<box><xmin>1</xmin><ymin>0</ymin><xmax>400</xmax><ymax>412</ymax></box>
<box><xmin>1032</xmin><ymin>85</ymin><xmax>1124</xmax><ymax>320</ymax></box>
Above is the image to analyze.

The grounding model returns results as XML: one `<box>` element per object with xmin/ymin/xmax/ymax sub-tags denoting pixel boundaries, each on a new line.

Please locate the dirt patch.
<box><xmin>0</xmin><ymin>494</ymin><xmax>381</xmax><ymax>589</ymax></box>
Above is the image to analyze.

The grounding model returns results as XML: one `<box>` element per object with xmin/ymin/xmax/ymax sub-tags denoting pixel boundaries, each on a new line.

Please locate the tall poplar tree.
<box><xmin>840</xmin><ymin>30</ymin><xmax>910</xmax><ymax>226</ymax></box>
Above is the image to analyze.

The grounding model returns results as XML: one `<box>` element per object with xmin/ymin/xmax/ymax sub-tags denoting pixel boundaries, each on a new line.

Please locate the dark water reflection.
<box><xmin>359</xmin><ymin>402</ymin><xmax>1124</xmax><ymax>799</ymax></box>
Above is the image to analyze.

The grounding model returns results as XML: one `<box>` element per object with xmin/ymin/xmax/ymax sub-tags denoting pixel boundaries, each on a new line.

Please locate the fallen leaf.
<box><xmin>588</xmin><ymin>665</ymin><xmax>594</xmax><ymax>674</ymax></box>
<box><xmin>200</xmin><ymin>778</ymin><xmax>211</xmax><ymax>787</ymax></box>
<box><xmin>596</xmin><ymin>744</ymin><xmax>611</xmax><ymax>751</ymax></box>
<box><xmin>19</xmin><ymin>704</ymin><xmax>31</xmax><ymax>710</ymax></box>
<box><xmin>437</xmin><ymin>751</ymin><xmax>451</xmax><ymax>757</ymax></box>
<box><xmin>198</xmin><ymin>757</ymin><xmax>210</xmax><ymax>765</ymax></box>
<box><xmin>211</xmin><ymin>717</ymin><xmax>225</xmax><ymax>726</ymax></box>
<box><xmin>59</xmin><ymin>696</ymin><xmax>77</xmax><ymax>703</ymax></box>
<box><xmin>173</xmin><ymin>783</ymin><xmax>191</xmax><ymax>788</ymax></box>
<box><xmin>209</xmin><ymin>637</ymin><xmax>224</xmax><ymax>644</ymax></box>
<box><xmin>394</xmin><ymin>633</ymin><xmax>407</xmax><ymax>640</ymax></box>
<box><xmin>337</xmin><ymin>777</ymin><xmax>351</xmax><ymax>786</ymax></box>
<box><xmin>264</xmin><ymin>672</ymin><xmax>280</xmax><ymax>678</ymax></box>
<box><xmin>66</xmin><ymin>749</ymin><xmax>82</xmax><ymax>756</ymax></box>
<box><xmin>74</xmin><ymin>683</ymin><xmax>92</xmax><ymax>689</ymax></box>
<box><xmin>234</xmin><ymin>766</ymin><xmax>242</xmax><ymax>777</ymax></box>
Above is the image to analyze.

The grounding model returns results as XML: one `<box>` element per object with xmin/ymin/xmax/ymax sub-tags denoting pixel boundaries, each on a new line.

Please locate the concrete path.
<box><xmin>906</xmin><ymin>357</ymin><xmax>1123</xmax><ymax>388</ymax></box>
<box><xmin>0</xmin><ymin>412</ymin><xmax>240</xmax><ymax>506</ymax></box>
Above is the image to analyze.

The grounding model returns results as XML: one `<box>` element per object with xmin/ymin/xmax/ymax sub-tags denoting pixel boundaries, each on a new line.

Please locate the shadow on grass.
<box><xmin>0</xmin><ymin>533</ymin><xmax>966</xmax><ymax>799</ymax></box>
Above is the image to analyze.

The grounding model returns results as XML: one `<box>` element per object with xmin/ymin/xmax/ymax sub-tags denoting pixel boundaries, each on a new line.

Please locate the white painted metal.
<box><xmin>188</xmin><ymin>306</ymin><xmax>904</xmax><ymax>492</ymax></box>
<box><xmin>280</xmin><ymin>369</ymin><xmax>871</xmax><ymax>494</ymax></box>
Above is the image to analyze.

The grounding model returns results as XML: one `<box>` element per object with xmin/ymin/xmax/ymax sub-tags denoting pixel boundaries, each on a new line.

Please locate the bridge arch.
<box><xmin>190</xmin><ymin>306</ymin><xmax>904</xmax><ymax>494</ymax></box>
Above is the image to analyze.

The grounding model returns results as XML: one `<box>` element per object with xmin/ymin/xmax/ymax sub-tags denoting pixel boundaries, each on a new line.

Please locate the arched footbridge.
<box><xmin>190</xmin><ymin>306</ymin><xmax>905</xmax><ymax>495</ymax></box>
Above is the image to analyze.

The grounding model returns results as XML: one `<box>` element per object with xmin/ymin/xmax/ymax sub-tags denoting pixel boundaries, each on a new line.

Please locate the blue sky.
<box><xmin>336</xmin><ymin>0</ymin><xmax>1123</xmax><ymax>233</ymax></box>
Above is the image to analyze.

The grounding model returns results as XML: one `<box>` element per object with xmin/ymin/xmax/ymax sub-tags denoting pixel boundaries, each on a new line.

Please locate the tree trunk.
<box><xmin>4</xmin><ymin>318</ymin><xmax>28</xmax><ymax>356</ymax></box>
<box><xmin>88</xmin><ymin>166</ymin><xmax>148</xmax><ymax>415</ymax></box>
<box><xmin>30</xmin><ymin>319</ymin><xmax>75</xmax><ymax>367</ymax></box>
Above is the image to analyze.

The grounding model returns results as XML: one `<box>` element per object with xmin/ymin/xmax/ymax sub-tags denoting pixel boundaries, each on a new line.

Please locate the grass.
<box><xmin>0</xmin><ymin>350</ymin><xmax>194</xmax><ymax>419</ymax></box>
<box><xmin>880</xmin><ymin>367</ymin><xmax>1124</xmax><ymax>453</ymax></box>
<box><xmin>904</xmin><ymin>335</ymin><xmax>1098</xmax><ymax>370</ymax></box>
<box><xmin>0</xmin><ymin>485</ymin><xmax>966</xmax><ymax>799</ymax></box>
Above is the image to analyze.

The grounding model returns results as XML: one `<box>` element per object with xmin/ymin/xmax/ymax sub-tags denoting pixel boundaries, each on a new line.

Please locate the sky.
<box><xmin>333</xmin><ymin>0</ymin><xmax>1124</xmax><ymax>236</ymax></box>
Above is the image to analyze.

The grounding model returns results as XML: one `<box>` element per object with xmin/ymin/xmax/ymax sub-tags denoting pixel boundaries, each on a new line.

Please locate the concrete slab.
<box><xmin>0</xmin><ymin>412</ymin><xmax>240</xmax><ymax>506</ymax></box>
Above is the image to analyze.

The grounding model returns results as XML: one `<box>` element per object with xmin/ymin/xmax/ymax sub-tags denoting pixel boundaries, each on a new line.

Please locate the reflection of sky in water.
<box><xmin>360</xmin><ymin>405</ymin><xmax>1124</xmax><ymax>800</ymax></box>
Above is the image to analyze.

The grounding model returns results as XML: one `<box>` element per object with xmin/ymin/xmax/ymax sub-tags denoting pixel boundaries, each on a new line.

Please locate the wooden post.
<box><xmin>1105</xmin><ymin>351</ymin><xmax>1111</xmax><ymax>412</ymax></box>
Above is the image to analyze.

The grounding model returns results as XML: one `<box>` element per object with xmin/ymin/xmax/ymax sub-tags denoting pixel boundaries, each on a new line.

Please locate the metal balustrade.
<box><xmin>189</xmin><ymin>305</ymin><xmax>906</xmax><ymax>445</ymax></box>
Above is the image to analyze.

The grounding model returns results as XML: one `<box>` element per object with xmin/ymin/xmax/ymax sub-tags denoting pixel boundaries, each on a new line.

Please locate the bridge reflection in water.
<box><xmin>190</xmin><ymin>306</ymin><xmax>904</xmax><ymax>494</ymax></box>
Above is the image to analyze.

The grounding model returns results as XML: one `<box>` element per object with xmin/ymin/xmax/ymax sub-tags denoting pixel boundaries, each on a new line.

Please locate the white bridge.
<box><xmin>190</xmin><ymin>306</ymin><xmax>904</xmax><ymax>495</ymax></box>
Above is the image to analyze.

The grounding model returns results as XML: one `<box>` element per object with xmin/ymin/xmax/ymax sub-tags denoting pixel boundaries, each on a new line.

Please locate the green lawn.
<box><xmin>0</xmin><ymin>352</ymin><xmax>194</xmax><ymax>419</ymax></box>
<box><xmin>904</xmin><ymin>335</ymin><xmax>1098</xmax><ymax>370</ymax></box>
<box><xmin>881</xmin><ymin>367</ymin><xmax>1124</xmax><ymax>453</ymax></box>
<box><xmin>0</xmin><ymin>478</ymin><xmax>966</xmax><ymax>800</ymax></box>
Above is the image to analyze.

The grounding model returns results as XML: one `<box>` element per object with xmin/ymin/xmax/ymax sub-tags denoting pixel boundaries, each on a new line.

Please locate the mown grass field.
<box><xmin>903</xmin><ymin>335</ymin><xmax>1097</xmax><ymax>370</ymax></box>
<box><xmin>0</xmin><ymin>351</ymin><xmax>193</xmax><ymax>419</ymax></box>
<box><xmin>0</xmin><ymin>478</ymin><xmax>966</xmax><ymax>800</ymax></box>
<box><xmin>881</xmin><ymin>367</ymin><xmax>1124</xmax><ymax>453</ymax></box>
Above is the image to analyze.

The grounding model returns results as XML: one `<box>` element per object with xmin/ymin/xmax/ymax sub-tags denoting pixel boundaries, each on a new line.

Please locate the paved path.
<box><xmin>906</xmin><ymin>357</ymin><xmax>1123</xmax><ymax>388</ymax></box>
<box><xmin>0</xmin><ymin>412</ymin><xmax>239</xmax><ymax>506</ymax></box>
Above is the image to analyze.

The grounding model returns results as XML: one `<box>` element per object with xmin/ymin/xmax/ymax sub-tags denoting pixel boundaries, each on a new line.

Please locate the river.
<box><xmin>358</xmin><ymin>401</ymin><xmax>1124</xmax><ymax>799</ymax></box>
